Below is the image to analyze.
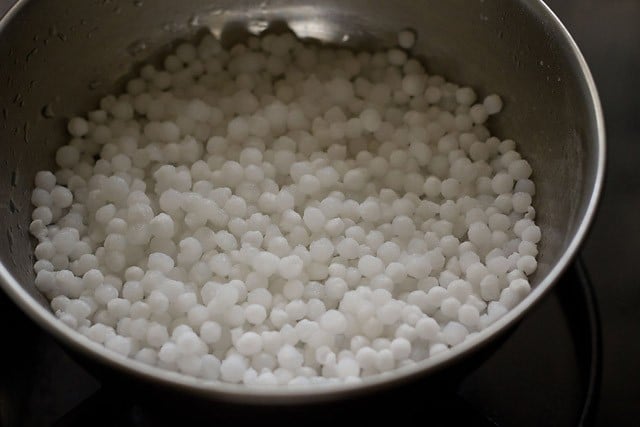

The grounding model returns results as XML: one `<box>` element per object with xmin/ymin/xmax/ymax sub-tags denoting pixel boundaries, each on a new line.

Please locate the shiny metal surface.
<box><xmin>0</xmin><ymin>0</ymin><xmax>604</xmax><ymax>402</ymax></box>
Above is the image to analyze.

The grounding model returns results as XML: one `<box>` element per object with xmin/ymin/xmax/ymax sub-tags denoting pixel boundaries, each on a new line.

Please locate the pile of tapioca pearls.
<box><xmin>29</xmin><ymin>29</ymin><xmax>540</xmax><ymax>386</ymax></box>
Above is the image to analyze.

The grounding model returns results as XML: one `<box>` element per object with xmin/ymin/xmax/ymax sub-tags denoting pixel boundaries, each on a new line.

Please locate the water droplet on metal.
<box><xmin>26</xmin><ymin>47</ymin><xmax>38</xmax><ymax>62</ymax></box>
<box><xmin>7</xmin><ymin>230</ymin><xmax>14</xmax><ymax>250</ymax></box>
<box><xmin>247</xmin><ymin>19</ymin><xmax>269</xmax><ymax>35</ymax></box>
<box><xmin>89</xmin><ymin>80</ymin><xmax>103</xmax><ymax>90</ymax></box>
<box><xmin>162</xmin><ymin>22</ymin><xmax>182</xmax><ymax>33</ymax></box>
<box><xmin>41</xmin><ymin>104</ymin><xmax>55</xmax><ymax>118</ymax></box>
<box><xmin>23</xmin><ymin>122</ymin><xmax>30</xmax><ymax>143</ymax></box>
<box><xmin>127</xmin><ymin>39</ymin><xmax>148</xmax><ymax>56</ymax></box>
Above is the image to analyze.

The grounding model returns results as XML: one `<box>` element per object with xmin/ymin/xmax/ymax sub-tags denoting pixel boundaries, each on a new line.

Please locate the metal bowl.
<box><xmin>0</xmin><ymin>0</ymin><xmax>604</xmax><ymax>403</ymax></box>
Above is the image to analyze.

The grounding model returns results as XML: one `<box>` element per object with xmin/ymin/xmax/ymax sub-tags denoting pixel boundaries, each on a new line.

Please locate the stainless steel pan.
<box><xmin>0</xmin><ymin>0</ymin><xmax>604</xmax><ymax>403</ymax></box>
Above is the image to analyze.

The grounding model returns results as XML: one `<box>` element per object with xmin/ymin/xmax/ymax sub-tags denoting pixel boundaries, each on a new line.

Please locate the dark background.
<box><xmin>0</xmin><ymin>0</ymin><xmax>639</xmax><ymax>425</ymax></box>
<box><xmin>544</xmin><ymin>1</ymin><xmax>640</xmax><ymax>424</ymax></box>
